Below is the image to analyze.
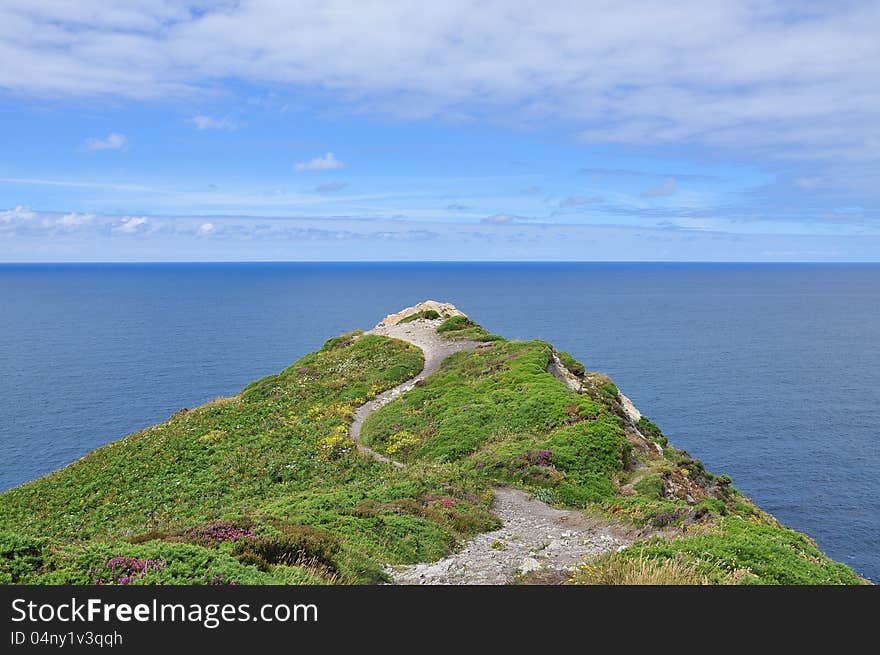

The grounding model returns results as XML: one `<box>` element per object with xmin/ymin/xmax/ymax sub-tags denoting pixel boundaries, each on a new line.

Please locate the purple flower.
<box><xmin>182</xmin><ymin>521</ymin><xmax>255</xmax><ymax>545</ymax></box>
<box><xmin>525</xmin><ymin>449</ymin><xmax>553</xmax><ymax>467</ymax></box>
<box><xmin>652</xmin><ymin>508</ymin><xmax>688</xmax><ymax>527</ymax></box>
<box><xmin>90</xmin><ymin>556</ymin><xmax>166</xmax><ymax>585</ymax></box>
<box><xmin>209</xmin><ymin>574</ymin><xmax>238</xmax><ymax>586</ymax></box>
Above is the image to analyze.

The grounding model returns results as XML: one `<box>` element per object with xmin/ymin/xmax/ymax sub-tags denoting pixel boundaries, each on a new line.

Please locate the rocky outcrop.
<box><xmin>548</xmin><ymin>352</ymin><xmax>583</xmax><ymax>392</ymax></box>
<box><xmin>618</xmin><ymin>391</ymin><xmax>642</xmax><ymax>424</ymax></box>
<box><xmin>376</xmin><ymin>300</ymin><xmax>465</xmax><ymax>327</ymax></box>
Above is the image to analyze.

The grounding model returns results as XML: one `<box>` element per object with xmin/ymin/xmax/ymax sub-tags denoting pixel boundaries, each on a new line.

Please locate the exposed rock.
<box><xmin>387</xmin><ymin>487</ymin><xmax>632</xmax><ymax>585</ymax></box>
<box><xmin>376</xmin><ymin>300</ymin><xmax>465</xmax><ymax>327</ymax></box>
<box><xmin>547</xmin><ymin>352</ymin><xmax>582</xmax><ymax>392</ymax></box>
<box><xmin>618</xmin><ymin>391</ymin><xmax>642</xmax><ymax>423</ymax></box>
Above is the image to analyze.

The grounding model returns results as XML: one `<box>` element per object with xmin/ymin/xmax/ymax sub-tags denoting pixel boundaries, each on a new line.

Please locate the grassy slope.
<box><xmin>0</xmin><ymin>324</ymin><xmax>864</xmax><ymax>585</ymax></box>
<box><xmin>361</xmin><ymin>339</ymin><xmax>863</xmax><ymax>585</ymax></box>
<box><xmin>0</xmin><ymin>332</ymin><xmax>498</xmax><ymax>584</ymax></box>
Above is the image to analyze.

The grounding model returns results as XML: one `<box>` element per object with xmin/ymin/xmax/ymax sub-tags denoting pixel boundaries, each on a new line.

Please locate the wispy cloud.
<box><xmin>481</xmin><ymin>213</ymin><xmax>531</xmax><ymax>225</ymax></box>
<box><xmin>294</xmin><ymin>152</ymin><xmax>344</xmax><ymax>172</ymax></box>
<box><xmin>559</xmin><ymin>195</ymin><xmax>602</xmax><ymax>208</ymax></box>
<box><xmin>794</xmin><ymin>177</ymin><xmax>823</xmax><ymax>189</ymax></box>
<box><xmin>84</xmin><ymin>132</ymin><xmax>127</xmax><ymax>151</ymax></box>
<box><xmin>641</xmin><ymin>178</ymin><xmax>677</xmax><ymax>198</ymax></box>
<box><xmin>580</xmin><ymin>167</ymin><xmax>716</xmax><ymax>181</ymax></box>
<box><xmin>113</xmin><ymin>216</ymin><xmax>150</xmax><ymax>234</ymax></box>
<box><xmin>3</xmin><ymin>208</ymin><xmax>878</xmax><ymax>262</ymax></box>
<box><xmin>0</xmin><ymin>177</ymin><xmax>154</xmax><ymax>192</ymax></box>
<box><xmin>189</xmin><ymin>115</ymin><xmax>238</xmax><ymax>130</ymax></box>
<box><xmin>314</xmin><ymin>182</ymin><xmax>347</xmax><ymax>192</ymax></box>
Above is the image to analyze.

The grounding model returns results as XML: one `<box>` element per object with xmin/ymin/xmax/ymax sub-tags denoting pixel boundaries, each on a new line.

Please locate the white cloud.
<box><xmin>84</xmin><ymin>132</ymin><xmax>127</xmax><ymax>151</ymax></box>
<box><xmin>294</xmin><ymin>152</ymin><xmax>344</xmax><ymax>172</ymax></box>
<box><xmin>0</xmin><ymin>205</ymin><xmax>35</xmax><ymax>224</ymax></box>
<box><xmin>58</xmin><ymin>212</ymin><xmax>95</xmax><ymax>226</ymax></box>
<box><xmin>113</xmin><ymin>216</ymin><xmax>149</xmax><ymax>234</ymax></box>
<box><xmin>2</xmin><ymin>2</ymin><xmax>876</xmax><ymax>165</ymax></box>
<box><xmin>197</xmin><ymin>222</ymin><xmax>215</xmax><ymax>236</ymax></box>
<box><xmin>1</xmin><ymin>207</ymin><xmax>98</xmax><ymax>236</ymax></box>
<box><xmin>641</xmin><ymin>178</ymin><xmax>677</xmax><ymax>198</ymax></box>
<box><xmin>189</xmin><ymin>115</ymin><xmax>238</xmax><ymax>130</ymax></box>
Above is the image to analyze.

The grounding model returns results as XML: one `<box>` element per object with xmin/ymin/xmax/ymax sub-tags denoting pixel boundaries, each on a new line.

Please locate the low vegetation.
<box><xmin>571</xmin><ymin>515</ymin><xmax>862</xmax><ymax>585</ymax></box>
<box><xmin>0</xmin><ymin>317</ymin><xmax>864</xmax><ymax>585</ymax></box>
<box><xmin>362</xmin><ymin>338</ymin><xmax>864</xmax><ymax>584</ymax></box>
<box><xmin>557</xmin><ymin>351</ymin><xmax>585</xmax><ymax>377</ymax></box>
<box><xmin>399</xmin><ymin>309</ymin><xmax>441</xmax><ymax>323</ymax></box>
<box><xmin>0</xmin><ymin>332</ymin><xmax>496</xmax><ymax>584</ymax></box>
<box><xmin>570</xmin><ymin>554</ymin><xmax>712</xmax><ymax>585</ymax></box>
<box><xmin>435</xmin><ymin>315</ymin><xmax>504</xmax><ymax>341</ymax></box>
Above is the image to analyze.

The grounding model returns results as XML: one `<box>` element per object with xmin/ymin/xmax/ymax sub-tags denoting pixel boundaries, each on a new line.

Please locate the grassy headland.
<box><xmin>0</xmin><ymin>314</ymin><xmax>864</xmax><ymax>585</ymax></box>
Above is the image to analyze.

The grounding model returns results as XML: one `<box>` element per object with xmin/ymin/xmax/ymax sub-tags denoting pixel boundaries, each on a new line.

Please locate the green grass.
<box><xmin>363</xmin><ymin>340</ymin><xmax>682</xmax><ymax>518</ymax></box>
<box><xmin>363</xmin><ymin>341</ymin><xmax>605</xmax><ymax>463</ymax></box>
<box><xmin>399</xmin><ymin>309</ymin><xmax>441</xmax><ymax>323</ymax></box>
<box><xmin>0</xmin><ymin>332</ymin><xmax>497</xmax><ymax>584</ymax></box>
<box><xmin>582</xmin><ymin>516</ymin><xmax>866</xmax><ymax>585</ymax></box>
<box><xmin>435</xmin><ymin>315</ymin><xmax>504</xmax><ymax>341</ymax></box>
<box><xmin>557</xmin><ymin>351</ymin><xmax>585</xmax><ymax>376</ymax></box>
<box><xmin>0</xmin><ymin>320</ymin><xmax>864</xmax><ymax>585</ymax></box>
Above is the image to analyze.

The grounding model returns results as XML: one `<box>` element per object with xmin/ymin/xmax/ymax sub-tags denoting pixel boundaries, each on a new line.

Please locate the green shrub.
<box><xmin>233</xmin><ymin>525</ymin><xmax>340</xmax><ymax>571</ymax></box>
<box><xmin>633</xmin><ymin>475</ymin><xmax>665</xmax><ymax>499</ymax></box>
<box><xmin>636</xmin><ymin>417</ymin><xmax>668</xmax><ymax>445</ymax></box>
<box><xmin>557</xmin><ymin>351</ymin><xmax>585</xmax><ymax>377</ymax></box>
<box><xmin>28</xmin><ymin>541</ymin><xmax>282</xmax><ymax>585</ymax></box>
<box><xmin>435</xmin><ymin>315</ymin><xmax>502</xmax><ymax>341</ymax></box>
<box><xmin>127</xmin><ymin>531</ymin><xmax>168</xmax><ymax>545</ymax></box>
<box><xmin>235</xmin><ymin>551</ymin><xmax>270</xmax><ymax>572</ymax></box>
<box><xmin>400</xmin><ymin>310</ymin><xmax>441</xmax><ymax>323</ymax></box>
<box><xmin>599</xmin><ymin>381</ymin><xmax>619</xmax><ymax>400</ymax></box>
<box><xmin>436</xmin><ymin>315</ymin><xmax>475</xmax><ymax>333</ymax></box>
<box><xmin>0</xmin><ymin>532</ymin><xmax>47</xmax><ymax>583</ymax></box>
<box><xmin>624</xmin><ymin>516</ymin><xmax>865</xmax><ymax>585</ymax></box>
<box><xmin>319</xmin><ymin>330</ymin><xmax>363</xmax><ymax>351</ymax></box>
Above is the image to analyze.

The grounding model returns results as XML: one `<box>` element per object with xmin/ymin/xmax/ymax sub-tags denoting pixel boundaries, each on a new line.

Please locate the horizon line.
<box><xmin>1</xmin><ymin>260</ymin><xmax>879</xmax><ymax>266</ymax></box>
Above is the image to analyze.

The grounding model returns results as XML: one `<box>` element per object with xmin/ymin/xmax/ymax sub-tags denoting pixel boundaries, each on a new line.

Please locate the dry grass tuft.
<box><xmin>570</xmin><ymin>554</ymin><xmax>711</xmax><ymax>585</ymax></box>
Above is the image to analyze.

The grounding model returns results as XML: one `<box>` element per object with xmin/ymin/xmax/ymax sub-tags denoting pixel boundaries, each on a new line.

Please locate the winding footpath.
<box><xmin>349</xmin><ymin>318</ymin><xmax>480</xmax><ymax>467</ymax></box>
<box><xmin>350</xmin><ymin>309</ymin><xmax>633</xmax><ymax>584</ymax></box>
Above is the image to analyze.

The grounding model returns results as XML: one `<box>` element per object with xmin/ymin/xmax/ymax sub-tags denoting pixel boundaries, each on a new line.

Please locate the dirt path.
<box><xmin>351</xmin><ymin>308</ymin><xmax>633</xmax><ymax>584</ymax></box>
<box><xmin>387</xmin><ymin>487</ymin><xmax>633</xmax><ymax>584</ymax></box>
<box><xmin>349</xmin><ymin>318</ymin><xmax>480</xmax><ymax>467</ymax></box>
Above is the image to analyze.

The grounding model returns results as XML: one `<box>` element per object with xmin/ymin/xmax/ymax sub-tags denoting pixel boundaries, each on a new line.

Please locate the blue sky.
<box><xmin>1</xmin><ymin>1</ymin><xmax>878</xmax><ymax>261</ymax></box>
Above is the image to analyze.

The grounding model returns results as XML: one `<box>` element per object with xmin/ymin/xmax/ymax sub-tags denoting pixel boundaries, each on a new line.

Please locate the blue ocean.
<box><xmin>0</xmin><ymin>262</ymin><xmax>877</xmax><ymax>581</ymax></box>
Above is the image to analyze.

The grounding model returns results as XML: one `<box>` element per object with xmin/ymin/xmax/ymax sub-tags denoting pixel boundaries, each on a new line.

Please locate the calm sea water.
<box><xmin>0</xmin><ymin>263</ymin><xmax>877</xmax><ymax>581</ymax></box>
